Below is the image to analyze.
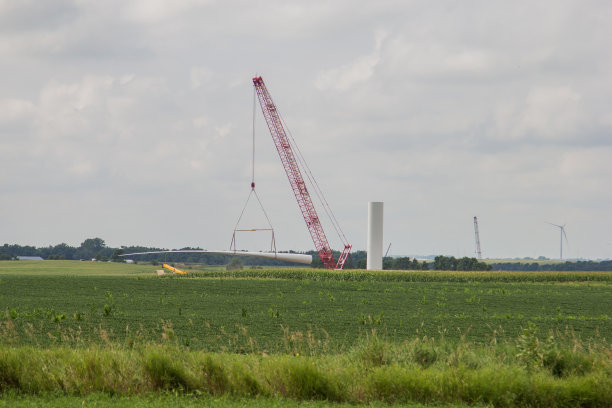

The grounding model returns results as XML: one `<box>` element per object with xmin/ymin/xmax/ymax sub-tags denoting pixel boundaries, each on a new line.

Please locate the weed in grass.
<box><xmin>358</xmin><ymin>313</ymin><xmax>367</xmax><ymax>325</ymax></box>
<box><xmin>103</xmin><ymin>291</ymin><xmax>115</xmax><ymax>317</ymax></box>
<box><xmin>0</xmin><ymin>319</ymin><xmax>18</xmax><ymax>344</ymax></box>
<box><xmin>544</xmin><ymin>347</ymin><xmax>593</xmax><ymax>378</ymax></box>
<box><xmin>7</xmin><ymin>308</ymin><xmax>19</xmax><ymax>320</ymax></box>
<box><xmin>351</xmin><ymin>333</ymin><xmax>392</xmax><ymax>367</ymax></box>
<box><xmin>516</xmin><ymin>321</ymin><xmax>545</xmax><ymax>370</ymax></box>
<box><xmin>281</xmin><ymin>359</ymin><xmax>341</xmax><ymax>401</ymax></box>
<box><xmin>0</xmin><ymin>352</ymin><xmax>21</xmax><ymax>389</ymax></box>
<box><xmin>410</xmin><ymin>338</ymin><xmax>440</xmax><ymax>368</ymax></box>
<box><xmin>51</xmin><ymin>311</ymin><xmax>66</xmax><ymax>323</ymax></box>
<box><xmin>144</xmin><ymin>349</ymin><xmax>195</xmax><ymax>391</ymax></box>
<box><xmin>200</xmin><ymin>355</ymin><xmax>229</xmax><ymax>394</ymax></box>
<box><xmin>160</xmin><ymin>321</ymin><xmax>176</xmax><ymax>343</ymax></box>
<box><xmin>230</xmin><ymin>364</ymin><xmax>265</xmax><ymax>396</ymax></box>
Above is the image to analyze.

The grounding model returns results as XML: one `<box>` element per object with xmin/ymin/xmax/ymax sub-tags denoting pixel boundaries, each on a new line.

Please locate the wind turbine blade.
<box><xmin>120</xmin><ymin>249</ymin><xmax>312</xmax><ymax>265</ymax></box>
<box><xmin>562</xmin><ymin>227</ymin><xmax>569</xmax><ymax>244</ymax></box>
<box><xmin>546</xmin><ymin>222</ymin><xmax>562</xmax><ymax>228</ymax></box>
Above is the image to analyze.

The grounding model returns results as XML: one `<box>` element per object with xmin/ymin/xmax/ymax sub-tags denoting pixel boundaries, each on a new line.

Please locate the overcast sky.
<box><xmin>1</xmin><ymin>0</ymin><xmax>611</xmax><ymax>260</ymax></box>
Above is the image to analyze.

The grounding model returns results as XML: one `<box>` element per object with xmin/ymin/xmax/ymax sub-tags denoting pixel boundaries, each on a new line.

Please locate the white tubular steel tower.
<box><xmin>473</xmin><ymin>216</ymin><xmax>482</xmax><ymax>259</ymax></box>
<box><xmin>367</xmin><ymin>202</ymin><xmax>384</xmax><ymax>270</ymax></box>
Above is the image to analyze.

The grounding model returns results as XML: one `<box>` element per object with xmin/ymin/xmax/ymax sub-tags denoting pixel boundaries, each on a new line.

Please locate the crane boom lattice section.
<box><xmin>253</xmin><ymin>76</ymin><xmax>349</xmax><ymax>269</ymax></box>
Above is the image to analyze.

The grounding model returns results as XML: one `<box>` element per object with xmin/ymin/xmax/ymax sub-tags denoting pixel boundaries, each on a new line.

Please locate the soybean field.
<box><xmin>0</xmin><ymin>261</ymin><xmax>610</xmax><ymax>352</ymax></box>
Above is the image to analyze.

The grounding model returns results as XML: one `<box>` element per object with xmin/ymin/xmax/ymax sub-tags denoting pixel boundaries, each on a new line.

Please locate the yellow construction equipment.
<box><xmin>162</xmin><ymin>263</ymin><xmax>187</xmax><ymax>275</ymax></box>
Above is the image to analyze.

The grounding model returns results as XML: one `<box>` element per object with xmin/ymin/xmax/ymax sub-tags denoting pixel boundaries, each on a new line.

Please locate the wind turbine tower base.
<box><xmin>367</xmin><ymin>202</ymin><xmax>384</xmax><ymax>270</ymax></box>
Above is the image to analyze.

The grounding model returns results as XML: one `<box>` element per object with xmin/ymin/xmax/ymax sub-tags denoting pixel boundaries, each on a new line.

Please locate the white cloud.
<box><xmin>192</xmin><ymin>116</ymin><xmax>209</xmax><ymax>129</ymax></box>
<box><xmin>190</xmin><ymin>66</ymin><xmax>213</xmax><ymax>89</ymax></box>
<box><xmin>1</xmin><ymin>1</ymin><xmax>611</xmax><ymax>259</ymax></box>
<box><xmin>315</xmin><ymin>30</ymin><xmax>387</xmax><ymax>91</ymax></box>
<box><xmin>120</xmin><ymin>0</ymin><xmax>216</xmax><ymax>24</ymax></box>
<box><xmin>0</xmin><ymin>98</ymin><xmax>35</xmax><ymax>126</ymax></box>
<box><xmin>515</xmin><ymin>86</ymin><xmax>584</xmax><ymax>139</ymax></box>
<box><xmin>315</xmin><ymin>54</ymin><xmax>380</xmax><ymax>91</ymax></box>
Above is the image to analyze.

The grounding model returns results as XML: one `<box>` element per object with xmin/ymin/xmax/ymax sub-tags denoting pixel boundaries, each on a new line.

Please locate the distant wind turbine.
<box><xmin>547</xmin><ymin>222</ymin><xmax>569</xmax><ymax>260</ymax></box>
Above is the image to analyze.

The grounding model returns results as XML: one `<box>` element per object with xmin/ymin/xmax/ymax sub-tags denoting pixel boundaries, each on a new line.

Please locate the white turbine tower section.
<box><xmin>367</xmin><ymin>202</ymin><xmax>384</xmax><ymax>270</ymax></box>
<box><xmin>473</xmin><ymin>216</ymin><xmax>482</xmax><ymax>259</ymax></box>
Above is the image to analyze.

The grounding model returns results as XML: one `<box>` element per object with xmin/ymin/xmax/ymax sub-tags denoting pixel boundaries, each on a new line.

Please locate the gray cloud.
<box><xmin>0</xmin><ymin>0</ymin><xmax>611</xmax><ymax>259</ymax></box>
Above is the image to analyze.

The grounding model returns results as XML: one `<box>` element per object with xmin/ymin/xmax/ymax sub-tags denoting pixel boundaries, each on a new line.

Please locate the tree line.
<box><xmin>0</xmin><ymin>239</ymin><xmax>484</xmax><ymax>271</ymax></box>
<box><xmin>2</xmin><ymin>239</ymin><xmax>610</xmax><ymax>271</ymax></box>
<box><xmin>489</xmin><ymin>260</ymin><xmax>612</xmax><ymax>272</ymax></box>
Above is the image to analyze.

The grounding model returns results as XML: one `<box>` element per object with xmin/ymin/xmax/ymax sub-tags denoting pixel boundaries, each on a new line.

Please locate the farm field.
<box><xmin>0</xmin><ymin>261</ymin><xmax>611</xmax><ymax>407</ymax></box>
<box><xmin>0</xmin><ymin>261</ymin><xmax>610</xmax><ymax>351</ymax></box>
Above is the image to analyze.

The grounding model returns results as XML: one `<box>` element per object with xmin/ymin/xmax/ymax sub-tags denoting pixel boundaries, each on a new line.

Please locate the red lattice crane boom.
<box><xmin>253</xmin><ymin>76</ymin><xmax>351</xmax><ymax>269</ymax></box>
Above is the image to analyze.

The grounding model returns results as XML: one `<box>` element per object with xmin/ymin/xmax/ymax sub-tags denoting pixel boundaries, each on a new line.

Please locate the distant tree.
<box><xmin>82</xmin><ymin>238</ymin><xmax>106</xmax><ymax>251</ymax></box>
<box><xmin>94</xmin><ymin>252</ymin><xmax>108</xmax><ymax>262</ymax></box>
<box><xmin>457</xmin><ymin>257</ymin><xmax>491</xmax><ymax>271</ymax></box>
<box><xmin>226</xmin><ymin>257</ymin><xmax>243</xmax><ymax>271</ymax></box>
<box><xmin>349</xmin><ymin>250</ymin><xmax>367</xmax><ymax>269</ymax></box>
<box><xmin>392</xmin><ymin>257</ymin><xmax>412</xmax><ymax>270</ymax></box>
<box><xmin>343</xmin><ymin>253</ymin><xmax>355</xmax><ymax>269</ymax></box>
<box><xmin>434</xmin><ymin>255</ymin><xmax>457</xmax><ymax>271</ymax></box>
<box><xmin>75</xmin><ymin>238</ymin><xmax>107</xmax><ymax>260</ymax></box>
<box><xmin>51</xmin><ymin>243</ymin><xmax>76</xmax><ymax>260</ymax></box>
<box><xmin>382</xmin><ymin>257</ymin><xmax>394</xmax><ymax>270</ymax></box>
<box><xmin>434</xmin><ymin>255</ymin><xmax>490</xmax><ymax>271</ymax></box>
<box><xmin>111</xmin><ymin>249</ymin><xmax>125</xmax><ymax>263</ymax></box>
<box><xmin>47</xmin><ymin>254</ymin><xmax>65</xmax><ymax>260</ymax></box>
<box><xmin>311</xmin><ymin>256</ymin><xmax>323</xmax><ymax>268</ymax></box>
<box><xmin>0</xmin><ymin>252</ymin><xmax>11</xmax><ymax>260</ymax></box>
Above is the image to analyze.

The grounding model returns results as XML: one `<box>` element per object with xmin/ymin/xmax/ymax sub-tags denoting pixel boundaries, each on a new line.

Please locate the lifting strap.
<box><xmin>229</xmin><ymin>85</ymin><xmax>276</xmax><ymax>253</ymax></box>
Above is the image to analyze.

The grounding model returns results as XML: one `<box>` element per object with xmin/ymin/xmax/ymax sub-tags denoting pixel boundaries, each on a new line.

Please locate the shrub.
<box><xmin>144</xmin><ymin>350</ymin><xmax>195</xmax><ymax>391</ymax></box>
<box><xmin>281</xmin><ymin>359</ymin><xmax>340</xmax><ymax>401</ymax></box>
<box><xmin>200</xmin><ymin>355</ymin><xmax>229</xmax><ymax>394</ymax></box>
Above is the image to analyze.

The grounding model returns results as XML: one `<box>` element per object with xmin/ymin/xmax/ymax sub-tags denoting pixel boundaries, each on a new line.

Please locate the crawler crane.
<box><xmin>253</xmin><ymin>77</ymin><xmax>351</xmax><ymax>269</ymax></box>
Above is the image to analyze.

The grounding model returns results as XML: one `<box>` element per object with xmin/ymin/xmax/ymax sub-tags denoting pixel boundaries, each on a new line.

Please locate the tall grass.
<box><xmin>0</xmin><ymin>330</ymin><xmax>610</xmax><ymax>407</ymax></box>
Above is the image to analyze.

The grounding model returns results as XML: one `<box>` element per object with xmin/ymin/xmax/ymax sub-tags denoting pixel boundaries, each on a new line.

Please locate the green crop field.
<box><xmin>0</xmin><ymin>261</ymin><xmax>610</xmax><ymax>351</ymax></box>
<box><xmin>1</xmin><ymin>261</ymin><xmax>611</xmax><ymax>407</ymax></box>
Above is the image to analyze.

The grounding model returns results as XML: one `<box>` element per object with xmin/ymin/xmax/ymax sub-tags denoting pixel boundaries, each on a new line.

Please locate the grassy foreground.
<box><xmin>1</xmin><ymin>262</ymin><xmax>611</xmax><ymax>406</ymax></box>
<box><xmin>0</xmin><ymin>393</ymin><xmax>477</xmax><ymax>408</ymax></box>
<box><xmin>0</xmin><ymin>332</ymin><xmax>611</xmax><ymax>407</ymax></box>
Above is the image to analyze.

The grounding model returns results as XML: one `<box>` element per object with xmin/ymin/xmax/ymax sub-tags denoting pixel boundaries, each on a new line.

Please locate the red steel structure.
<box><xmin>252</xmin><ymin>76</ymin><xmax>351</xmax><ymax>269</ymax></box>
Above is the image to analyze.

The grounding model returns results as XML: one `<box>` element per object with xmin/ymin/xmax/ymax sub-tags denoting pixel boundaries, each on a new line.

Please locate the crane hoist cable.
<box><xmin>229</xmin><ymin>85</ymin><xmax>276</xmax><ymax>254</ymax></box>
<box><xmin>278</xmin><ymin>111</ymin><xmax>349</xmax><ymax>247</ymax></box>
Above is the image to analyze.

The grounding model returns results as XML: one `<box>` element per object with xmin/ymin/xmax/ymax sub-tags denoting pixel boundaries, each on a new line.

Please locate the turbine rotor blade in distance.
<box><xmin>120</xmin><ymin>249</ymin><xmax>312</xmax><ymax>265</ymax></box>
